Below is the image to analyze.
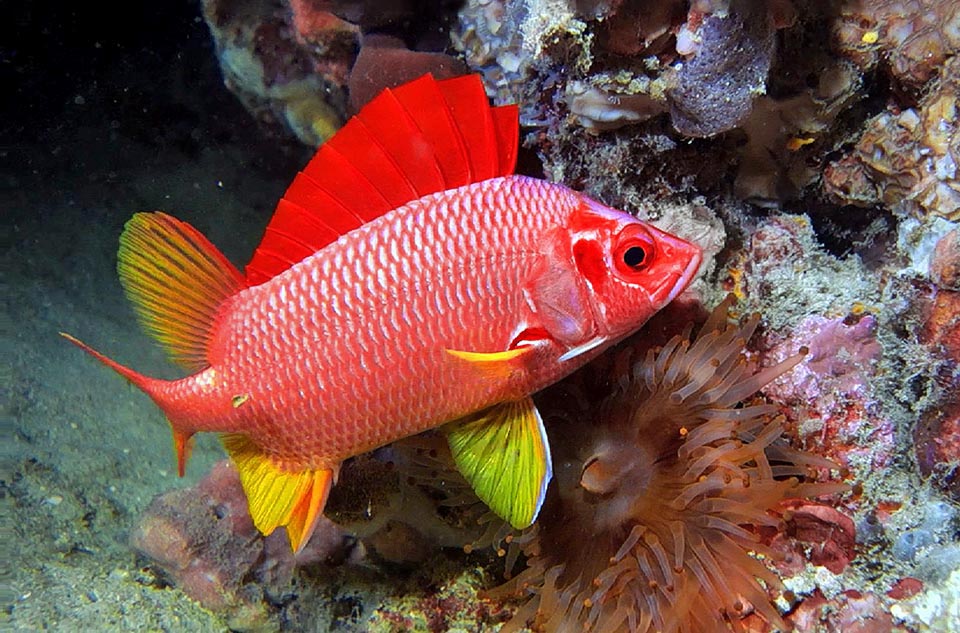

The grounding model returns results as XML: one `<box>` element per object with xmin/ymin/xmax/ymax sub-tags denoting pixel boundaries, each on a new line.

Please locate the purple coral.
<box><xmin>666</xmin><ymin>10</ymin><xmax>776</xmax><ymax>137</ymax></box>
<box><xmin>763</xmin><ymin>314</ymin><xmax>881</xmax><ymax>408</ymax></box>
<box><xmin>759</xmin><ymin>313</ymin><xmax>895</xmax><ymax>471</ymax></box>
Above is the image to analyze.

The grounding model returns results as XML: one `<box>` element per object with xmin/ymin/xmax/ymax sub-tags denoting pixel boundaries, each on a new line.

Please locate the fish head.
<box><xmin>567</xmin><ymin>196</ymin><xmax>702</xmax><ymax>339</ymax></box>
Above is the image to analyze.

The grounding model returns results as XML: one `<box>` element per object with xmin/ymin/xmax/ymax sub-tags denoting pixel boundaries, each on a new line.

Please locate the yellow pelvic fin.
<box><xmin>221</xmin><ymin>434</ymin><xmax>335</xmax><ymax>553</ymax></box>
<box><xmin>445</xmin><ymin>346</ymin><xmax>533</xmax><ymax>381</ymax></box>
<box><xmin>444</xmin><ymin>396</ymin><xmax>553</xmax><ymax>530</ymax></box>
<box><xmin>118</xmin><ymin>212</ymin><xmax>245</xmax><ymax>371</ymax></box>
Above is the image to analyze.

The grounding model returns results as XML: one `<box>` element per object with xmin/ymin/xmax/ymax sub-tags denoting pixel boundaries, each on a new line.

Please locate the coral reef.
<box><xmin>710</xmin><ymin>210</ymin><xmax>960</xmax><ymax>630</ymax></box>
<box><xmin>491</xmin><ymin>297</ymin><xmax>847</xmax><ymax>632</ymax></box>
<box><xmin>665</xmin><ymin>8</ymin><xmax>777</xmax><ymax>138</ymax></box>
<box><xmin>196</xmin><ymin>0</ymin><xmax>959</xmax><ymax>218</ymax></box>
<box><xmin>200</xmin><ymin>0</ymin><xmax>467</xmax><ymax>144</ymax></box>
<box><xmin>824</xmin><ymin>57</ymin><xmax>960</xmax><ymax>220</ymax></box>
<box><xmin>448</xmin><ymin>0</ymin><xmax>960</xmax><ymax>218</ymax></box>
<box><xmin>130</xmin><ymin>461</ymin><xmax>356</xmax><ymax>631</ymax></box>
<box><xmin>832</xmin><ymin>0</ymin><xmax>960</xmax><ymax>90</ymax></box>
<box><xmin>200</xmin><ymin>0</ymin><xmax>353</xmax><ymax>145</ymax></box>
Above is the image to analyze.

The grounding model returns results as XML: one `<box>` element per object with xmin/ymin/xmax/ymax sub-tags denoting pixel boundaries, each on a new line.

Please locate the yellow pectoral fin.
<box><xmin>445</xmin><ymin>346</ymin><xmax>536</xmax><ymax>381</ymax></box>
<box><xmin>444</xmin><ymin>397</ymin><xmax>553</xmax><ymax>530</ymax></box>
<box><xmin>221</xmin><ymin>434</ymin><xmax>335</xmax><ymax>554</ymax></box>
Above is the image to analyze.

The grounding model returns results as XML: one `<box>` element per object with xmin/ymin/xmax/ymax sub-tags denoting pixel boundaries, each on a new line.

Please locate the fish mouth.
<box><xmin>666</xmin><ymin>249</ymin><xmax>703</xmax><ymax>303</ymax></box>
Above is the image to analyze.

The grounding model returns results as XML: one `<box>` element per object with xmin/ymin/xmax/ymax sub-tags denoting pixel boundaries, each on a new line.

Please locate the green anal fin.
<box><xmin>444</xmin><ymin>396</ymin><xmax>553</xmax><ymax>529</ymax></box>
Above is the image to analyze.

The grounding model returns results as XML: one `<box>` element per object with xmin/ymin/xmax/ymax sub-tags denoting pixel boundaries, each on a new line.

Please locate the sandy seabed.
<box><xmin>3</xmin><ymin>12</ymin><xmax>305</xmax><ymax>625</ymax></box>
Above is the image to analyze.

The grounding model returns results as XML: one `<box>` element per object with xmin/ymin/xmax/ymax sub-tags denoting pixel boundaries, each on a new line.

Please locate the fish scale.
<box><xmin>64</xmin><ymin>74</ymin><xmax>702</xmax><ymax>551</ymax></box>
<box><xmin>213</xmin><ymin>177</ymin><xmax>572</xmax><ymax>463</ymax></box>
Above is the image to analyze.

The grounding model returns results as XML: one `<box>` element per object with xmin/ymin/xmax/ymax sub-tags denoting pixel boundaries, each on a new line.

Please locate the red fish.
<box><xmin>64</xmin><ymin>74</ymin><xmax>701</xmax><ymax>552</ymax></box>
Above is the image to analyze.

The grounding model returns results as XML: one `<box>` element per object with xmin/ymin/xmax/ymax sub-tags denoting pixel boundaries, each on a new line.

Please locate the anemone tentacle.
<box><xmin>494</xmin><ymin>296</ymin><xmax>847</xmax><ymax>633</ymax></box>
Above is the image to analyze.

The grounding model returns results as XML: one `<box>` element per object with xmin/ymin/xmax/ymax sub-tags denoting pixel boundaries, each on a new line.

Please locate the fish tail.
<box><xmin>62</xmin><ymin>212</ymin><xmax>246</xmax><ymax>476</ymax></box>
<box><xmin>59</xmin><ymin>331</ymin><xmax>195</xmax><ymax>476</ymax></box>
<box><xmin>59</xmin><ymin>331</ymin><xmax>155</xmax><ymax>391</ymax></box>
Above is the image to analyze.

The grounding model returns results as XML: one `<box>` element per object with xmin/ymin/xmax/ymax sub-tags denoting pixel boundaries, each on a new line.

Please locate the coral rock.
<box><xmin>452</xmin><ymin>0</ymin><xmax>539</xmax><ymax>114</ymax></box>
<box><xmin>734</xmin><ymin>61</ymin><xmax>863</xmax><ymax>205</ymax></box>
<box><xmin>915</xmin><ymin>389</ymin><xmax>960</xmax><ymax>500</ymax></box>
<box><xmin>201</xmin><ymin>0</ymin><xmax>353</xmax><ymax>145</ymax></box>
<box><xmin>788</xmin><ymin>590</ymin><xmax>895</xmax><ymax>633</ymax></box>
<box><xmin>305</xmin><ymin>0</ymin><xmax>419</xmax><ymax>31</ymax></box>
<box><xmin>565</xmin><ymin>79</ymin><xmax>667</xmax><ymax>132</ymax></box>
<box><xmin>666</xmin><ymin>9</ymin><xmax>776</xmax><ymax>137</ymax></box>
<box><xmin>918</xmin><ymin>230</ymin><xmax>960</xmax><ymax>372</ymax></box>
<box><xmin>920</xmin><ymin>288</ymin><xmax>960</xmax><ymax>364</ymax></box>
<box><xmin>886</xmin><ymin>577</ymin><xmax>924</xmax><ymax>600</ymax></box>
<box><xmin>347</xmin><ymin>34</ymin><xmax>468</xmax><ymax>113</ymax></box>
<box><xmin>130</xmin><ymin>461</ymin><xmax>354</xmax><ymax>630</ymax></box>
<box><xmin>832</xmin><ymin>0</ymin><xmax>960</xmax><ymax>89</ymax></box>
<box><xmin>781</xmin><ymin>500</ymin><xmax>857</xmax><ymax>574</ymax></box>
<box><xmin>289</xmin><ymin>0</ymin><xmax>358</xmax><ymax>49</ymax></box>
<box><xmin>596</xmin><ymin>0</ymin><xmax>686</xmax><ymax>57</ymax></box>
<box><xmin>823</xmin><ymin>56</ymin><xmax>960</xmax><ymax>219</ymax></box>
<box><xmin>930</xmin><ymin>228</ymin><xmax>960</xmax><ymax>291</ymax></box>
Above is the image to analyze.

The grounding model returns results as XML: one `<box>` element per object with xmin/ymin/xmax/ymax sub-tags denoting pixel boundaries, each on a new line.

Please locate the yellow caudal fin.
<box><xmin>444</xmin><ymin>396</ymin><xmax>553</xmax><ymax>530</ymax></box>
<box><xmin>222</xmin><ymin>434</ymin><xmax>336</xmax><ymax>553</ymax></box>
<box><xmin>118</xmin><ymin>212</ymin><xmax>246</xmax><ymax>371</ymax></box>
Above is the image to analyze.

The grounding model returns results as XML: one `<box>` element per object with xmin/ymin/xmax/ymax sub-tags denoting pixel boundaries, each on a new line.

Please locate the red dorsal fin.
<box><xmin>245</xmin><ymin>73</ymin><xmax>519</xmax><ymax>285</ymax></box>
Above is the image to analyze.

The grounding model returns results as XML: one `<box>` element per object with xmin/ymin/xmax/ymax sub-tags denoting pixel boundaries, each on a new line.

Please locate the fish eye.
<box><xmin>622</xmin><ymin>245</ymin><xmax>647</xmax><ymax>269</ymax></box>
<box><xmin>613</xmin><ymin>225</ymin><xmax>656</xmax><ymax>277</ymax></box>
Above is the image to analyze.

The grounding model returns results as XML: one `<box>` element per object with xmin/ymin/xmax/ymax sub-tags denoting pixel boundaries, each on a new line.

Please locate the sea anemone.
<box><xmin>492</xmin><ymin>296</ymin><xmax>845</xmax><ymax>632</ymax></box>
